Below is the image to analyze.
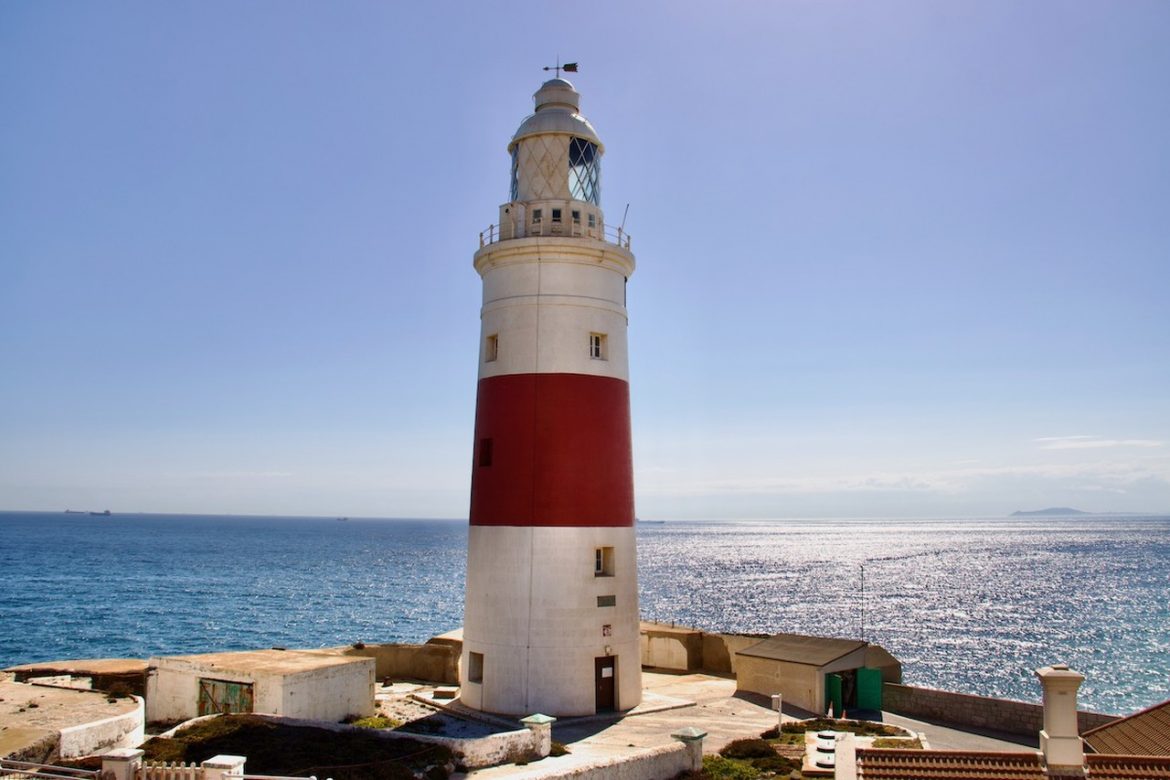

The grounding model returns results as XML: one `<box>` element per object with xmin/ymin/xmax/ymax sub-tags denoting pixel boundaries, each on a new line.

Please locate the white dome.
<box><xmin>509</xmin><ymin>79</ymin><xmax>603</xmax><ymax>152</ymax></box>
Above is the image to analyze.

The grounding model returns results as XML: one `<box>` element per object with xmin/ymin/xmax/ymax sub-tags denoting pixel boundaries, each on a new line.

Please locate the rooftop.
<box><xmin>738</xmin><ymin>634</ymin><xmax>868</xmax><ymax>667</ymax></box>
<box><xmin>153</xmin><ymin>648</ymin><xmax>371</xmax><ymax>675</ymax></box>
<box><xmin>1083</xmin><ymin>698</ymin><xmax>1170</xmax><ymax>756</ymax></box>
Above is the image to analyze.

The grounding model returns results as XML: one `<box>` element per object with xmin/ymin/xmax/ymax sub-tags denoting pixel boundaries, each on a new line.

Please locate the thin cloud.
<box><xmin>1035</xmin><ymin>436</ymin><xmax>1163</xmax><ymax>451</ymax></box>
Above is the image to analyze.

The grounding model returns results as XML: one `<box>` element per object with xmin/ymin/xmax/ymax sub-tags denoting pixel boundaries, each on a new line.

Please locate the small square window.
<box><xmin>485</xmin><ymin>334</ymin><xmax>498</xmax><ymax>362</ymax></box>
<box><xmin>597</xmin><ymin>595</ymin><xmax>616</xmax><ymax>608</ymax></box>
<box><xmin>551</xmin><ymin>208</ymin><xmax>562</xmax><ymax>223</ymax></box>
<box><xmin>478</xmin><ymin>438</ymin><xmax>493</xmax><ymax>467</ymax></box>
<box><xmin>589</xmin><ymin>333</ymin><xmax>607</xmax><ymax>360</ymax></box>
<box><xmin>588</xmin><ymin>213</ymin><xmax>596</xmax><ymax>228</ymax></box>
<box><xmin>468</xmin><ymin>652</ymin><xmax>483</xmax><ymax>684</ymax></box>
<box><xmin>532</xmin><ymin>209</ymin><xmax>543</xmax><ymax>223</ymax></box>
<box><xmin>571</xmin><ymin>210</ymin><xmax>581</xmax><ymax>225</ymax></box>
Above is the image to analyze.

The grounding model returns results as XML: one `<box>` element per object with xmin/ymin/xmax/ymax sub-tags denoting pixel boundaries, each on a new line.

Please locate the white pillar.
<box><xmin>520</xmin><ymin>713</ymin><xmax>556</xmax><ymax>758</ymax></box>
<box><xmin>671</xmin><ymin>726</ymin><xmax>707</xmax><ymax>772</ymax></box>
<box><xmin>101</xmin><ymin>748</ymin><xmax>143</xmax><ymax>780</ymax></box>
<box><xmin>201</xmin><ymin>754</ymin><xmax>246</xmax><ymax>780</ymax></box>
<box><xmin>1035</xmin><ymin>664</ymin><xmax>1085</xmax><ymax>770</ymax></box>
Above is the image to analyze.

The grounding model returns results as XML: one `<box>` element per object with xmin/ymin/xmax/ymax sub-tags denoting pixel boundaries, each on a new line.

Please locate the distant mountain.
<box><xmin>1011</xmin><ymin>507</ymin><xmax>1090</xmax><ymax>517</ymax></box>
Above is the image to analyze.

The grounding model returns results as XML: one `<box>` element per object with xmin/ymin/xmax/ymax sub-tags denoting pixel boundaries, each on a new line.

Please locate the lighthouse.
<box><xmin>460</xmin><ymin>77</ymin><xmax>642</xmax><ymax>717</ymax></box>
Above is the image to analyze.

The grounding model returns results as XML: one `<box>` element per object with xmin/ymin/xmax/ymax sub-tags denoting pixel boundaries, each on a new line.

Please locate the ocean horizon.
<box><xmin>2</xmin><ymin>510</ymin><xmax>1167</xmax><ymax>716</ymax></box>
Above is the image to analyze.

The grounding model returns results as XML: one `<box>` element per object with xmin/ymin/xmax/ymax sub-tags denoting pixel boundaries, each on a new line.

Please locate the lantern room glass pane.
<box><xmin>568</xmin><ymin>137</ymin><xmax>600</xmax><ymax>205</ymax></box>
<box><xmin>510</xmin><ymin>146</ymin><xmax>519</xmax><ymax>201</ymax></box>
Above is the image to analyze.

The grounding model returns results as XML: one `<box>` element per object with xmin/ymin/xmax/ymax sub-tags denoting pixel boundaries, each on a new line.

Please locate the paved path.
<box><xmin>457</xmin><ymin>671</ymin><xmax>1035</xmax><ymax>777</ymax></box>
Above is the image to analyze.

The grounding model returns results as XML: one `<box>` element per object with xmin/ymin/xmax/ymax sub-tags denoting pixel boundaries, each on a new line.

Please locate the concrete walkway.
<box><xmin>457</xmin><ymin>671</ymin><xmax>1033</xmax><ymax>778</ymax></box>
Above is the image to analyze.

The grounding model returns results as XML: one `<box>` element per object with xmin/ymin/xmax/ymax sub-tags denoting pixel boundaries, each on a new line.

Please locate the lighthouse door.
<box><xmin>594</xmin><ymin>657</ymin><xmax>616</xmax><ymax>711</ymax></box>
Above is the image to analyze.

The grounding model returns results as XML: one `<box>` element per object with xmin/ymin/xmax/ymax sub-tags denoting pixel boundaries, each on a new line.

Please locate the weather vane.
<box><xmin>542</xmin><ymin>59</ymin><xmax>578</xmax><ymax>78</ymax></box>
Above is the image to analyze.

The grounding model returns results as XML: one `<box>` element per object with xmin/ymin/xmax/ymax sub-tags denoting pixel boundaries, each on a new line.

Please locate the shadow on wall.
<box><xmin>337</xmin><ymin>640</ymin><xmax>461</xmax><ymax>685</ymax></box>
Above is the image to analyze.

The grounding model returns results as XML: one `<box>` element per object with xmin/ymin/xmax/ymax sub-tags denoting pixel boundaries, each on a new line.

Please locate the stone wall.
<box><xmin>339</xmin><ymin>643</ymin><xmax>459</xmax><ymax>684</ymax></box>
<box><xmin>883</xmin><ymin>683</ymin><xmax>1118</xmax><ymax>737</ymax></box>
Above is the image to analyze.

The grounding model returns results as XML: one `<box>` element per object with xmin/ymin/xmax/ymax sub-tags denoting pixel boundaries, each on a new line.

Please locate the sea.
<box><xmin>1</xmin><ymin>511</ymin><xmax>1167</xmax><ymax>716</ymax></box>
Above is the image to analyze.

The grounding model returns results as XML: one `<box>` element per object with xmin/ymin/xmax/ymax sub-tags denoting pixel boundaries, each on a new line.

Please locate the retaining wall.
<box><xmin>57</xmin><ymin>695</ymin><xmax>145</xmax><ymax>758</ymax></box>
<box><xmin>405</xmin><ymin>728</ymin><xmax>537</xmax><ymax>769</ymax></box>
<box><xmin>338</xmin><ymin>643</ymin><xmax>459</xmax><ymax>684</ymax></box>
<box><xmin>884</xmin><ymin>683</ymin><xmax>1117</xmax><ymax>737</ymax></box>
<box><xmin>500</xmin><ymin>741</ymin><xmax>694</xmax><ymax>780</ymax></box>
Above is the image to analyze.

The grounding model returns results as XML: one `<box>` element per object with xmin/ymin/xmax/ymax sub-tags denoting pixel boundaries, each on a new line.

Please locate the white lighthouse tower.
<box><xmin>460</xmin><ymin>77</ymin><xmax>642</xmax><ymax>717</ymax></box>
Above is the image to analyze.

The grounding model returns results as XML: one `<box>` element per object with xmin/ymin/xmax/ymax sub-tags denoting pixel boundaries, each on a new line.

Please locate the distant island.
<box><xmin>1011</xmin><ymin>507</ymin><xmax>1090</xmax><ymax>517</ymax></box>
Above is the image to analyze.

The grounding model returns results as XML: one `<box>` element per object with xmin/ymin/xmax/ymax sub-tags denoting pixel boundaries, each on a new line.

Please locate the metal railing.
<box><xmin>478</xmin><ymin>221</ymin><xmax>631</xmax><ymax>250</ymax></box>
<box><xmin>0</xmin><ymin>759</ymin><xmax>100</xmax><ymax>780</ymax></box>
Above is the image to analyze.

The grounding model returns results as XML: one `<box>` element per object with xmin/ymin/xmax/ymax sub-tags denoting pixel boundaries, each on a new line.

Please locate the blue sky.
<box><xmin>2</xmin><ymin>1</ymin><xmax>1167</xmax><ymax>519</ymax></box>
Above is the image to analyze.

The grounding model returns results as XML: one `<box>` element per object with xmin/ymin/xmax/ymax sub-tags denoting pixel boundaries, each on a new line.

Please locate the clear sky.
<box><xmin>2</xmin><ymin>1</ymin><xmax>1167</xmax><ymax>519</ymax></box>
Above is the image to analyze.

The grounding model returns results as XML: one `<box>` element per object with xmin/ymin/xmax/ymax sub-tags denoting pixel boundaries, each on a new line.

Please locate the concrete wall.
<box><xmin>338</xmin><ymin>643</ymin><xmax>459</xmax><ymax>684</ymax></box>
<box><xmin>57</xmin><ymin>696</ymin><xmax>145</xmax><ymax>758</ymax></box>
<box><xmin>500</xmin><ymin>742</ymin><xmax>694</xmax><ymax>780</ymax></box>
<box><xmin>283</xmin><ymin>661</ymin><xmax>375</xmax><ymax>721</ymax></box>
<box><xmin>640</xmin><ymin>628</ymin><xmax>702</xmax><ymax>671</ymax></box>
<box><xmin>405</xmin><ymin>728</ymin><xmax>539</xmax><ymax>770</ymax></box>
<box><xmin>737</xmin><ymin>658</ymin><xmax>823</xmax><ymax>714</ymax></box>
<box><xmin>884</xmin><ymin>683</ymin><xmax>1117</xmax><ymax>737</ymax></box>
<box><xmin>699</xmin><ymin>633</ymin><xmax>767</xmax><ymax>675</ymax></box>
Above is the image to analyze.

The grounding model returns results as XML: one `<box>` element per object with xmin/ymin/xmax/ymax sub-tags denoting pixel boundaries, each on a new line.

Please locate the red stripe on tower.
<box><xmin>470</xmin><ymin>373</ymin><xmax>634</xmax><ymax>527</ymax></box>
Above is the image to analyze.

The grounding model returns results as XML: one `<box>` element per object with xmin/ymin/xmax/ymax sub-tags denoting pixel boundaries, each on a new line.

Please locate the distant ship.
<box><xmin>89</xmin><ymin>510</ymin><xmax>112</xmax><ymax>517</ymax></box>
<box><xmin>337</xmin><ymin>517</ymin><xmax>349</xmax><ymax>522</ymax></box>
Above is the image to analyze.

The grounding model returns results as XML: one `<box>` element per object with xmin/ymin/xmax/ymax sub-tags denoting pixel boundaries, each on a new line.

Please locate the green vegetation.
<box><xmin>697</xmin><ymin>755</ymin><xmax>762</xmax><ymax>779</ymax></box>
<box><xmin>670</xmin><ymin>738</ymin><xmax>804</xmax><ymax>779</ymax></box>
<box><xmin>549</xmin><ymin>741</ymin><xmax>570</xmax><ymax>757</ymax></box>
<box><xmin>872</xmin><ymin>737</ymin><xmax>923</xmax><ymax>749</ymax></box>
<box><xmin>720</xmin><ymin>739</ymin><xmax>777</xmax><ymax>760</ymax></box>
<box><xmin>780</xmin><ymin>718</ymin><xmax>905</xmax><ymax>737</ymax></box>
<box><xmin>141</xmin><ymin>714</ymin><xmax>451</xmax><ymax>780</ymax></box>
<box><xmin>349</xmin><ymin>715</ymin><xmax>401</xmax><ymax>729</ymax></box>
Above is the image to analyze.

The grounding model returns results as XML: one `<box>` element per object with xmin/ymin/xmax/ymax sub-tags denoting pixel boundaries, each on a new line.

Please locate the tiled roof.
<box><xmin>737</xmin><ymin>634</ymin><xmax>867</xmax><ymax>667</ymax></box>
<box><xmin>1084</xmin><ymin>754</ymin><xmax>1170</xmax><ymax>778</ymax></box>
<box><xmin>856</xmin><ymin>748</ymin><xmax>1045</xmax><ymax>779</ymax></box>
<box><xmin>1084</xmin><ymin>699</ymin><xmax>1170</xmax><ymax>756</ymax></box>
<box><xmin>855</xmin><ymin>749</ymin><xmax>1170</xmax><ymax>779</ymax></box>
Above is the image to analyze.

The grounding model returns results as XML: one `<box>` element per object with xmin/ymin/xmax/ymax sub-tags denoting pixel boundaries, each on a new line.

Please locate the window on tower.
<box><xmin>532</xmin><ymin>208</ymin><xmax>542</xmax><ymax>224</ymax></box>
<box><xmin>485</xmin><ymin>334</ymin><xmax>498</xmax><ymax>363</ymax></box>
<box><xmin>590</xmin><ymin>333</ymin><xmax>607</xmax><ymax>360</ymax></box>
<box><xmin>595</xmin><ymin>547</ymin><xmax>615</xmax><ymax>577</ymax></box>
<box><xmin>468</xmin><ymin>652</ymin><xmax>484</xmax><ymax>684</ymax></box>
<box><xmin>551</xmin><ymin>208</ymin><xmax>562</xmax><ymax>223</ymax></box>
<box><xmin>569</xmin><ymin>137</ymin><xmax>600</xmax><ymax>205</ymax></box>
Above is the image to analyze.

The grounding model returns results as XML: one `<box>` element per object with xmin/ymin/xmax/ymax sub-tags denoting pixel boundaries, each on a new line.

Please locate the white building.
<box><xmin>146</xmin><ymin>649</ymin><xmax>374</xmax><ymax>723</ymax></box>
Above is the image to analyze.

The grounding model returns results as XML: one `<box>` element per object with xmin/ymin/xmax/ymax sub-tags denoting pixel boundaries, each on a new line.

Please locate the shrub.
<box><xmin>549</xmin><ymin>741</ymin><xmax>570</xmax><ymax>757</ymax></box>
<box><xmin>720</xmin><ymin>738</ymin><xmax>776</xmax><ymax>760</ymax></box>
<box><xmin>700</xmin><ymin>755</ymin><xmax>761</xmax><ymax>779</ymax></box>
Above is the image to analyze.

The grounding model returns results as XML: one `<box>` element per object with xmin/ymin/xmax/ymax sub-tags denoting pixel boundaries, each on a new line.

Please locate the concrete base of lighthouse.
<box><xmin>460</xmin><ymin>526</ymin><xmax>643</xmax><ymax>716</ymax></box>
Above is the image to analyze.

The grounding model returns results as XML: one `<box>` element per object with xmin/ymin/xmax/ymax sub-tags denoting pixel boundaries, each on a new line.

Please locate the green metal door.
<box><xmin>825</xmin><ymin>673</ymin><xmax>843</xmax><ymax>717</ymax></box>
<box><xmin>856</xmin><ymin>667</ymin><xmax>883</xmax><ymax>711</ymax></box>
<box><xmin>197</xmin><ymin>678</ymin><xmax>254</xmax><ymax>716</ymax></box>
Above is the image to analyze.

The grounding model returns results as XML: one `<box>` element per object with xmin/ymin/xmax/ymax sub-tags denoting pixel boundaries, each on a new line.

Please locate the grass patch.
<box><xmin>872</xmin><ymin>737</ymin><xmax>923</xmax><ymax>749</ymax></box>
<box><xmin>349</xmin><ymin>715</ymin><xmax>401</xmax><ymax>729</ymax></box>
<box><xmin>141</xmin><ymin>714</ymin><xmax>450</xmax><ymax>779</ymax></box>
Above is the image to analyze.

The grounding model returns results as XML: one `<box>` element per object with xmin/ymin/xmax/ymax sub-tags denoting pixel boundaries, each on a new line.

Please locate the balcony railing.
<box><xmin>479</xmin><ymin>221</ymin><xmax>631</xmax><ymax>250</ymax></box>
